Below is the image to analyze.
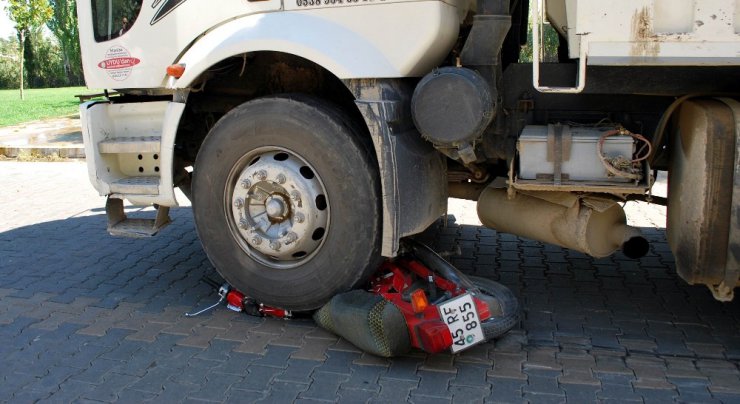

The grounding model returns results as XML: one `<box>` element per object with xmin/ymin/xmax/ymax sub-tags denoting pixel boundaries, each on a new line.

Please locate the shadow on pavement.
<box><xmin>2</xmin><ymin>209</ymin><xmax>738</xmax><ymax>343</ymax></box>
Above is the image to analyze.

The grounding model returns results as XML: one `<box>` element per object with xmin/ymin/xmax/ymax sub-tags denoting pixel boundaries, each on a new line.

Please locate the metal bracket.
<box><xmin>105</xmin><ymin>196</ymin><xmax>171</xmax><ymax>237</ymax></box>
<box><xmin>546</xmin><ymin>124</ymin><xmax>572</xmax><ymax>185</ymax></box>
<box><xmin>106</xmin><ymin>197</ymin><xmax>127</xmax><ymax>228</ymax></box>
<box><xmin>532</xmin><ymin>0</ymin><xmax>587</xmax><ymax>93</ymax></box>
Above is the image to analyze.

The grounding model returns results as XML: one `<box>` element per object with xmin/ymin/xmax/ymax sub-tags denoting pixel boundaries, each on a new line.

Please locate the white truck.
<box><xmin>77</xmin><ymin>0</ymin><xmax>740</xmax><ymax>310</ymax></box>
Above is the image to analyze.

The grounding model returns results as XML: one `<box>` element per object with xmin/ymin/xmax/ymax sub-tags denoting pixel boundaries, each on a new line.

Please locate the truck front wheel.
<box><xmin>193</xmin><ymin>96</ymin><xmax>381</xmax><ymax>311</ymax></box>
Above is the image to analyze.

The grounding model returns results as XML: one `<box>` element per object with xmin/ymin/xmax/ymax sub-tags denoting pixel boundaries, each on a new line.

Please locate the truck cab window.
<box><xmin>92</xmin><ymin>0</ymin><xmax>143</xmax><ymax>42</ymax></box>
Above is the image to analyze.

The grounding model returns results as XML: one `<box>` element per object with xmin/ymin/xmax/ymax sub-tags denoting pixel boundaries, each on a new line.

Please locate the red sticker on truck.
<box><xmin>98</xmin><ymin>46</ymin><xmax>140</xmax><ymax>81</ymax></box>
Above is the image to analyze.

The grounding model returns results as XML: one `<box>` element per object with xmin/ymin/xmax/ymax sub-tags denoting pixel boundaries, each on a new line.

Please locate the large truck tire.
<box><xmin>192</xmin><ymin>95</ymin><xmax>381</xmax><ymax>311</ymax></box>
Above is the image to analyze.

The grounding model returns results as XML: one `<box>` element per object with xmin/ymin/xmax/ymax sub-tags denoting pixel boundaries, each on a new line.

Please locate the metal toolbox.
<box><xmin>517</xmin><ymin>125</ymin><xmax>635</xmax><ymax>183</ymax></box>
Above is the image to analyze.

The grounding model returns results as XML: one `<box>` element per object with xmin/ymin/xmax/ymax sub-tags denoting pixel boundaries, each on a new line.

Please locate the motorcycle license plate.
<box><xmin>438</xmin><ymin>293</ymin><xmax>485</xmax><ymax>353</ymax></box>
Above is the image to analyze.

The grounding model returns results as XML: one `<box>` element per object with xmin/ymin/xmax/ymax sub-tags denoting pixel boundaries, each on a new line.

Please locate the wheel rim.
<box><xmin>225</xmin><ymin>147</ymin><xmax>330</xmax><ymax>269</ymax></box>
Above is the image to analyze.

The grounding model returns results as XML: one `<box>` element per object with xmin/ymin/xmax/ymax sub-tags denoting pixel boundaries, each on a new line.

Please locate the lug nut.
<box><xmin>276</xmin><ymin>174</ymin><xmax>286</xmax><ymax>185</ymax></box>
<box><xmin>251</xmin><ymin>236</ymin><xmax>262</xmax><ymax>246</ymax></box>
<box><xmin>293</xmin><ymin>212</ymin><xmax>305</xmax><ymax>224</ymax></box>
<box><xmin>241</xmin><ymin>179</ymin><xmax>251</xmax><ymax>189</ymax></box>
<box><xmin>285</xmin><ymin>232</ymin><xmax>299</xmax><ymax>244</ymax></box>
<box><xmin>234</xmin><ymin>198</ymin><xmax>244</xmax><ymax>209</ymax></box>
<box><xmin>239</xmin><ymin>218</ymin><xmax>249</xmax><ymax>230</ymax></box>
<box><xmin>255</xmin><ymin>170</ymin><xmax>267</xmax><ymax>181</ymax></box>
<box><xmin>269</xmin><ymin>240</ymin><xmax>281</xmax><ymax>251</ymax></box>
<box><xmin>290</xmin><ymin>191</ymin><xmax>302</xmax><ymax>208</ymax></box>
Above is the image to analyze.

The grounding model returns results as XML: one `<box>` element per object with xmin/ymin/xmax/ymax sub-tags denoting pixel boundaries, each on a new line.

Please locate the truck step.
<box><xmin>98</xmin><ymin>136</ymin><xmax>161</xmax><ymax>154</ymax></box>
<box><xmin>106</xmin><ymin>197</ymin><xmax>170</xmax><ymax>237</ymax></box>
<box><xmin>110</xmin><ymin>176</ymin><xmax>160</xmax><ymax>195</ymax></box>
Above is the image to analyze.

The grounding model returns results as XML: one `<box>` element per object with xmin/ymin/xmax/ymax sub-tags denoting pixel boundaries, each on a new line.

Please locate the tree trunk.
<box><xmin>19</xmin><ymin>30</ymin><xmax>25</xmax><ymax>100</ymax></box>
<box><xmin>62</xmin><ymin>51</ymin><xmax>71</xmax><ymax>84</ymax></box>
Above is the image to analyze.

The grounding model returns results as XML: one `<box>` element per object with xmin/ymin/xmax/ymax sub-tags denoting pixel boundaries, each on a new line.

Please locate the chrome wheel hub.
<box><xmin>227</xmin><ymin>149</ymin><xmax>329</xmax><ymax>267</ymax></box>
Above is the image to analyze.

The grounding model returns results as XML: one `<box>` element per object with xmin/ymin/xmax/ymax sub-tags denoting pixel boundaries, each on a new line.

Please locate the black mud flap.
<box><xmin>668</xmin><ymin>98</ymin><xmax>740</xmax><ymax>301</ymax></box>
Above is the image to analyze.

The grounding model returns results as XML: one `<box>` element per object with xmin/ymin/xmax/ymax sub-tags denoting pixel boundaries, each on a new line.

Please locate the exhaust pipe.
<box><xmin>621</xmin><ymin>226</ymin><xmax>650</xmax><ymax>259</ymax></box>
<box><xmin>477</xmin><ymin>187</ymin><xmax>649</xmax><ymax>259</ymax></box>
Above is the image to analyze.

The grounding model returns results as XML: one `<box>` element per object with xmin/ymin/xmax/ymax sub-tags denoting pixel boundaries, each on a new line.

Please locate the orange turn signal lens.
<box><xmin>411</xmin><ymin>289</ymin><xmax>429</xmax><ymax>314</ymax></box>
<box><xmin>166</xmin><ymin>63</ymin><xmax>186</xmax><ymax>78</ymax></box>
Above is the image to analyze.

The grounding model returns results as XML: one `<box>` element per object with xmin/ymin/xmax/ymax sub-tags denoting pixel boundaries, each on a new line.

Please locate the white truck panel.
<box><xmin>77</xmin><ymin>0</ymin><xmax>464</xmax><ymax>90</ymax></box>
<box><xmin>546</xmin><ymin>0</ymin><xmax>740</xmax><ymax>65</ymax></box>
<box><xmin>81</xmin><ymin>101</ymin><xmax>184</xmax><ymax>207</ymax></box>
<box><xmin>171</xmin><ymin>2</ymin><xmax>461</xmax><ymax>88</ymax></box>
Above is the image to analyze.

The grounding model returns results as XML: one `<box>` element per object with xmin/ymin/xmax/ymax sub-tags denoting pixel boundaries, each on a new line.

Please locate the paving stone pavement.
<box><xmin>1</xmin><ymin>161</ymin><xmax>739</xmax><ymax>403</ymax></box>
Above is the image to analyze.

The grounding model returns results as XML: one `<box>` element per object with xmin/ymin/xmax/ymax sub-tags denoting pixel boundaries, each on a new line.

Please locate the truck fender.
<box><xmin>168</xmin><ymin>10</ymin><xmax>454</xmax><ymax>88</ymax></box>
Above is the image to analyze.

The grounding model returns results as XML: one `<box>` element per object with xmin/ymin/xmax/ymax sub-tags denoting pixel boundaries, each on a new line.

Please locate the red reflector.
<box><xmin>166</xmin><ymin>63</ymin><xmax>186</xmax><ymax>78</ymax></box>
<box><xmin>226</xmin><ymin>290</ymin><xmax>245</xmax><ymax>312</ymax></box>
<box><xmin>474</xmin><ymin>298</ymin><xmax>491</xmax><ymax>321</ymax></box>
<box><xmin>416</xmin><ymin>321</ymin><xmax>453</xmax><ymax>353</ymax></box>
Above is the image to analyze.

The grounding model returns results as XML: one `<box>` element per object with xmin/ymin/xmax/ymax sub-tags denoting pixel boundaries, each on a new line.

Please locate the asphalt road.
<box><xmin>1</xmin><ymin>161</ymin><xmax>739</xmax><ymax>403</ymax></box>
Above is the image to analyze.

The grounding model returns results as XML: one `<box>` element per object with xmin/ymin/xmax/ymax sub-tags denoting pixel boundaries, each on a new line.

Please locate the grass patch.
<box><xmin>0</xmin><ymin>87</ymin><xmax>92</xmax><ymax>127</ymax></box>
